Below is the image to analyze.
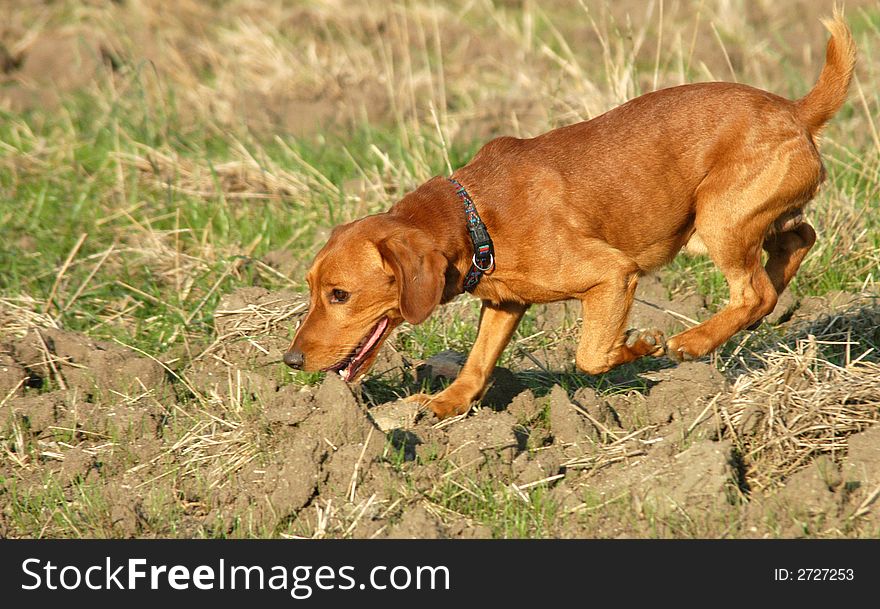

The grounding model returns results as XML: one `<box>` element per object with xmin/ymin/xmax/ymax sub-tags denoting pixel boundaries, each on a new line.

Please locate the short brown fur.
<box><xmin>285</xmin><ymin>12</ymin><xmax>855</xmax><ymax>418</ymax></box>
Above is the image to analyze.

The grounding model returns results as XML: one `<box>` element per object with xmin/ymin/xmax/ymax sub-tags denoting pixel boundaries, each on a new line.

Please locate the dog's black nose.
<box><xmin>283</xmin><ymin>349</ymin><xmax>305</xmax><ymax>369</ymax></box>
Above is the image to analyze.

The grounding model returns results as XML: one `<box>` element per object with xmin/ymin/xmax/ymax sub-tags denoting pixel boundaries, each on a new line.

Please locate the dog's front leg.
<box><xmin>410</xmin><ymin>300</ymin><xmax>528</xmax><ymax>419</ymax></box>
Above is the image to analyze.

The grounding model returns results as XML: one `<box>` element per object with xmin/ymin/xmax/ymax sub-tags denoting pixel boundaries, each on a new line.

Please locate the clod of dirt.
<box><xmin>548</xmin><ymin>384</ymin><xmax>594</xmax><ymax>447</ymax></box>
<box><xmin>2</xmin><ymin>392</ymin><xmax>66</xmax><ymax>434</ymax></box>
<box><xmin>629</xmin><ymin>275</ymin><xmax>706</xmax><ymax>335</ymax></box>
<box><xmin>263</xmin><ymin>384</ymin><xmax>319</xmax><ymax>426</ymax></box>
<box><xmin>368</xmin><ymin>399</ymin><xmax>421</xmax><ymax>432</ymax></box>
<box><xmin>445</xmin><ymin>409</ymin><xmax>523</xmax><ymax>467</ymax></box>
<box><xmin>301</xmin><ymin>373</ymin><xmax>380</xmax><ymax>447</ymax></box>
<box><xmin>573</xmin><ymin>386</ymin><xmax>621</xmax><ymax>429</ymax></box>
<box><xmin>643</xmin><ymin>361</ymin><xmax>726</xmax><ymax>425</ymax></box>
<box><xmin>263</xmin><ymin>435</ymin><xmax>328</xmax><ymax>517</ymax></box>
<box><xmin>506</xmin><ymin>388</ymin><xmax>541</xmax><ymax>423</ymax></box>
<box><xmin>644</xmin><ymin>440</ymin><xmax>739</xmax><ymax>514</ymax></box>
<box><xmin>843</xmin><ymin>425</ymin><xmax>880</xmax><ymax>488</ymax></box>
<box><xmin>0</xmin><ymin>353</ymin><xmax>28</xmax><ymax>396</ymax></box>
<box><xmin>512</xmin><ymin>446</ymin><xmax>564</xmax><ymax>487</ymax></box>
<box><xmin>386</xmin><ymin>504</ymin><xmax>446</xmax><ymax>539</ymax></box>
<box><xmin>773</xmin><ymin>457</ymin><xmax>841</xmax><ymax>517</ymax></box>
<box><xmin>6</xmin><ymin>329</ymin><xmax>167</xmax><ymax>398</ymax></box>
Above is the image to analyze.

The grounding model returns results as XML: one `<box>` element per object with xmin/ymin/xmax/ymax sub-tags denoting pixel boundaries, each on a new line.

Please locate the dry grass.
<box><xmin>723</xmin><ymin>321</ymin><xmax>880</xmax><ymax>492</ymax></box>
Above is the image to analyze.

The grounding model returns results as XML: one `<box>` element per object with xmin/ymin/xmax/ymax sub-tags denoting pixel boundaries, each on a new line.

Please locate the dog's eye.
<box><xmin>330</xmin><ymin>289</ymin><xmax>350</xmax><ymax>304</ymax></box>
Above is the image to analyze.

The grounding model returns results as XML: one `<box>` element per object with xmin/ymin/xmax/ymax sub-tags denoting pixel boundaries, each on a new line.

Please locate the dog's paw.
<box><xmin>664</xmin><ymin>335</ymin><xmax>701</xmax><ymax>362</ymax></box>
<box><xmin>665</xmin><ymin>345</ymin><xmax>696</xmax><ymax>362</ymax></box>
<box><xmin>405</xmin><ymin>393</ymin><xmax>432</xmax><ymax>406</ymax></box>
<box><xmin>624</xmin><ymin>328</ymin><xmax>666</xmax><ymax>357</ymax></box>
<box><xmin>406</xmin><ymin>390</ymin><xmax>473</xmax><ymax>420</ymax></box>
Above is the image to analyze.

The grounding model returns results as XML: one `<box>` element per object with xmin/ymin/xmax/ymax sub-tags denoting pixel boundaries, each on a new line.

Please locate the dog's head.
<box><xmin>283</xmin><ymin>215</ymin><xmax>448</xmax><ymax>381</ymax></box>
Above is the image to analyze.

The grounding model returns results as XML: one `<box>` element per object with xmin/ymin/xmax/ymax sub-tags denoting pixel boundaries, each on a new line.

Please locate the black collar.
<box><xmin>448</xmin><ymin>177</ymin><xmax>495</xmax><ymax>292</ymax></box>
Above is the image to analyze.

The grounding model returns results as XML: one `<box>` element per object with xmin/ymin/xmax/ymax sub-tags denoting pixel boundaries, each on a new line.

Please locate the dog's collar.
<box><xmin>448</xmin><ymin>177</ymin><xmax>495</xmax><ymax>292</ymax></box>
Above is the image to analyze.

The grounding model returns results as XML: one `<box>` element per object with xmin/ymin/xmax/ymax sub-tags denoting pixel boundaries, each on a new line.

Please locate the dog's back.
<box><xmin>452</xmin><ymin>12</ymin><xmax>855</xmax><ymax>275</ymax></box>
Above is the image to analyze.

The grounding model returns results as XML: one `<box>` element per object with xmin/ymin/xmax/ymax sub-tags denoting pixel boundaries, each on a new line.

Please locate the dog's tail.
<box><xmin>795</xmin><ymin>7</ymin><xmax>856</xmax><ymax>136</ymax></box>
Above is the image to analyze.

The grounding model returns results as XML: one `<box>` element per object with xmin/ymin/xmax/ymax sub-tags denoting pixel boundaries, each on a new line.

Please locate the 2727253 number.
<box><xmin>774</xmin><ymin>568</ymin><xmax>854</xmax><ymax>581</ymax></box>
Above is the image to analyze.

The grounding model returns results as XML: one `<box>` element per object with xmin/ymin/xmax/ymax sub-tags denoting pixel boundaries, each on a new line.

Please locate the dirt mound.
<box><xmin>387</xmin><ymin>504</ymin><xmax>447</xmax><ymax>539</ymax></box>
<box><xmin>643</xmin><ymin>440</ymin><xmax>741</xmax><ymax>515</ymax></box>
<box><xmin>445</xmin><ymin>409</ymin><xmax>524</xmax><ymax>468</ymax></box>
<box><xmin>844</xmin><ymin>426</ymin><xmax>880</xmax><ymax>489</ymax></box>
<box><xmin>4</xmin><ymin>328</ymin><xmax>167</xmax><ymax>398</ymax></box>
<box><xmin>548</xmin><ymin>384</ymin><xmax>596</xmax><ymax>448</ymax></box>
<box><xmin>642</xmin><ymin>361</ymin><xmax>727</xmax><ymax>434</ymax></box>
<box><xmin>0</xmin><ymin>27</ymin><xmax>105</xmax><ymax>112</ymax></box>
<box><xmin>180</xmin><ymin>286</ymin><xmax>309</xmax><ymax>414</ymax></box>
<box><xmin>3</xmin><ymin>290</ymin><xmax>878</xmax><ymax>539</ymax></box>
<box><xmin>0</xmin><ymin>353</ymin><xmax>29</xmax><ymax>397</ymax></box>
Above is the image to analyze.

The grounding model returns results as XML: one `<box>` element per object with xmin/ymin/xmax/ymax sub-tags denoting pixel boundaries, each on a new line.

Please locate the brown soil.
<box><xmin>1</xmin><ymin>287</ymin><xmax>878</xmax><ymax>539</ymax></box>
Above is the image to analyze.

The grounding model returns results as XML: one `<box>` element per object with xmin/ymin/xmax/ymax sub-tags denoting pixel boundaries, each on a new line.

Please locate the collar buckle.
<box><xmin>472</xmin><ymin>252</ymin><xmax>494</xmax><ymax>272</ymax></box>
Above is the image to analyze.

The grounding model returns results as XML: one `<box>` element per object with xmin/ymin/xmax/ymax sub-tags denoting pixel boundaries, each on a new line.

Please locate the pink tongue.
<box><xmin>342</xmin><ymin>318</ymin><xmax>389</xmax><ymax>381</ymax></box>
<box><xmin>355</xmin><ymin>317</ymin><xmax>389</xmax><ymax>365</ymax></box>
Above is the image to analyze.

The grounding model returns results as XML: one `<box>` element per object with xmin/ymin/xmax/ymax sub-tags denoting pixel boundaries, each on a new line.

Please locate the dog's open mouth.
<box><xmin>323</xmin><ymin>317</ymin><xmax>390</xmax><ymax>382</ymax></box>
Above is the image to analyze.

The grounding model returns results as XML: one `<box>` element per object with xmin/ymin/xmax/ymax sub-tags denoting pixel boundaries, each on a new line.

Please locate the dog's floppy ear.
<box><xmin>378</xmin><ymin>232</ymin><xmax>447</xmax><ymax>324</ymax></box>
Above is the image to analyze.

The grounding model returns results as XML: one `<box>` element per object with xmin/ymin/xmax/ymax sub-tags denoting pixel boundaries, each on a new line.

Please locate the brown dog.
<box><xmin>284</xmin><ymin>13</ymin><xmax>855</xmax><ymax>419</ymax></box>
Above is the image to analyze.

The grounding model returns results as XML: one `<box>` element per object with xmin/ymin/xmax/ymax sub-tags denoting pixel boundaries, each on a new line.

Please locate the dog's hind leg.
<box><xmin>764</xmin><ymin>221</ymin><xmax>817</xmax><ymax>295</ymax></box>
<box><xmin>409</xmin><ymin>300</ymin><xmax>528</xmax><ymax>419</ymax></box>
<box><xmin>666</xmin><ymin>142</ymin><xmax>825</xmax><ymax>361</ymax></box>
<box><xmin>747</xmin><ymin>220</ymin><xmax>816</xmax><ymax>329</ymax></box>
<box><xmin>666</xmin><ymin>193</ymin><xmax>782</xmax><ymax>360</ymax></box>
